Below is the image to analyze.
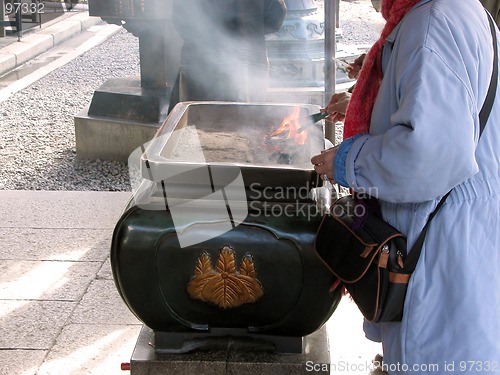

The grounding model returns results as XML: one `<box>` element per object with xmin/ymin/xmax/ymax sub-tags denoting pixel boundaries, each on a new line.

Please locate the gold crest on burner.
<box><xmin>187</xmin><ymin>246</ymin><xmax>264</xmax><ymax>309</ymax></box>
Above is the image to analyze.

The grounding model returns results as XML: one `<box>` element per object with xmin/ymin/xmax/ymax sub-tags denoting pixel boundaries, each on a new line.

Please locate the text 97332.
<box><xmin>4</xmin><ymin>2</ymin><xmax>45</xmax><ymax>15</ymax></box>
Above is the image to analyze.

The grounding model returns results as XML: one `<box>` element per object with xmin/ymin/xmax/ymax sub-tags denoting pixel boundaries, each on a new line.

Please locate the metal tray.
<box><xmin>141</xmin><ymin>101</ymin><xmax>325</xmax><ymax>192</ymax></box>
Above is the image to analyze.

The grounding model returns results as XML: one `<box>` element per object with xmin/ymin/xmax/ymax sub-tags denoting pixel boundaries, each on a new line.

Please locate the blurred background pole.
<box><xmin>0</xmin><ymin>0</ymin><xmax>5</xmax><ymax>38</ymax></box>
<box><xmin>324</xmin><ymin>0</ymin><xmax>338</xmax><ymax>144</ymax></box>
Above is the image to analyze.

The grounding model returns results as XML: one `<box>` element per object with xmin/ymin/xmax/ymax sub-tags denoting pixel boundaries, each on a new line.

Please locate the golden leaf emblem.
<box><xmin>187</xmin><ymin>246</ymin><xmax>264</xmax><ymax>309</ymax></box>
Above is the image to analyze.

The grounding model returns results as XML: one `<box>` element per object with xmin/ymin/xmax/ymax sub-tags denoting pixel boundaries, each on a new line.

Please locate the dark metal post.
<box><xmin>15</xmin><ymin>3</ymin><xmax>22</xmax><ymax>41</ymax></box>
<box><xmin>324</xmin><ymin>0</ymin><xmax>337</xmax><ymax>143</ymax></box>
<box><xmin>0</xmin><ymin>0</ymin><xmax>5</xmax><ymax>38</ymax></box>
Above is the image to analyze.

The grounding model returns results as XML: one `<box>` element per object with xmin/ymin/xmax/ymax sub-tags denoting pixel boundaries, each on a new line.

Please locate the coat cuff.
<box><xmin>334</xmin><ymin>134</ymin><xmax>368</xmax><ymax>187</ymax></box>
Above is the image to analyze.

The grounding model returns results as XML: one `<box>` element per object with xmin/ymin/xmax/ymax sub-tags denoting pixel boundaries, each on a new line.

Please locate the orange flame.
<box><xmin>269</xmin><ymin>106</ymin><xmax>307</xmax><ymax>145</ymax></box>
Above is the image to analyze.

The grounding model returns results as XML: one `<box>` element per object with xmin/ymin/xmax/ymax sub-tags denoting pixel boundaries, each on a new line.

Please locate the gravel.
<box><xmin>0</xmin><ymin>29</ymin><xmax>140</xmax><ymax>191</ymax></box>
<box><xmin>337</xmin><ymin>0</ymin><xmax>385</xmax><ymax>46</ymax></box>
<box><xmin>0</xmin><ymin>0</ymin><xmax>383</xmax><ymax>191</ymax></box>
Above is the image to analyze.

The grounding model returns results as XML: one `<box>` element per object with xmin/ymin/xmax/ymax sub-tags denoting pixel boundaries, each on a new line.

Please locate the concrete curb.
<box><xmin>0</xmin><ymin>11</ymin><xmax>103</xmax><ymax>77</ymax></box>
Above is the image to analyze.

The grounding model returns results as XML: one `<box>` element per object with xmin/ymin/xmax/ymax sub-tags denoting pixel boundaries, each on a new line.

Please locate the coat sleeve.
<box><xmin>344</xmin><ymin>46</ymin><xmax>479</xmax><ymax>203</ymax></box>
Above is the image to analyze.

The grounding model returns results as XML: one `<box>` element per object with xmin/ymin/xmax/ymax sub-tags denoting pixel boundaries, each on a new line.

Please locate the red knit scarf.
<box><xmin>343</xmin><ymin>0</ymin><xmax>421</xmax><ymax>139</ymax></box>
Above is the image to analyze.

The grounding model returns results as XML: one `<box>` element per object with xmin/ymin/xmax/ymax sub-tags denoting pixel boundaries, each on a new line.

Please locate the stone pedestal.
<box><xmin>74</xmin><ymin>76</ymin><xmax>161</xmax><ymax>162</ymax></box>
<box><xmin>87</xmin><ymin>77</ymin><xmax>169</xmax><ymax>123</ymax></box>
<box><xmin>75</xmin><ymin>0</ymin><xmax>181</xmax><ymax>162</ymax></box>
<box><xmin>129</xmin><ymin>325</ymin><xmax>331</xmax><ymax>375</ymax></box>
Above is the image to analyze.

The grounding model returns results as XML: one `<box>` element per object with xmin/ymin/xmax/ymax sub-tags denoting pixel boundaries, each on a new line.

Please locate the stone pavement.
<box><xmin>0</xmin><ymin>190</ymin><xmax>142</xmax><ymax>375</ymax></box>
<box><xmin>0</xmin><ymin>190</ymin><xmax>382</xmax><ymax>375</ymax></box>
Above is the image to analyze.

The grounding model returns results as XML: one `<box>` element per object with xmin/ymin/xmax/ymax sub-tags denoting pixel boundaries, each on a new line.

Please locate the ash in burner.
<box><xmin>276</xmin><ymin>153</ymin><xmax>292</xmax><ymax>164</ymax></box>
<box><xmin>169</xmin><ymin>126</ymin><xmax>311</xmax><ymax>166</ymax></box>
<box><xmin>169</xmin><ymin>126</ymin><xmax>252</xmax><ymax>163</ymax></box>
<box><xmin>264</xmin><ymin>135</ymin><xmax>306</xmax><ymax>165</ymax></box>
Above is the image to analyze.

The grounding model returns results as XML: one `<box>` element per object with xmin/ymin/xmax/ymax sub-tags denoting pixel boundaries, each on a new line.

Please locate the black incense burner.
<box><xmin>111</xmin><ymin>102</ymin><xmax>341</xmax><ymax>353</ymax></box>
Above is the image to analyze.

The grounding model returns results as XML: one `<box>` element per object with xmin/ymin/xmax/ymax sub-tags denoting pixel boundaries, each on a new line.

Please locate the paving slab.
<box><xmin>97</xmin><ymin>258</ymin><xmax>114</xmax><ymax>280</ymax></box>
<box><xmin>0</xmin><ymin>190</ymin><xmax>137</xmax><ymax>374</ymax></box>
<box><xmin>36</xmin><ymin>324</ymin><xmax>142</xmax><ymax>375</ymax></box>
<box><xmin>39</xmin><ymin>19</ymin><xmax>84</xmax><ymax>45</ymax></box>
<box><xmin>0</xmin><ymin>227</ymin><xmax>112</xmax><ymax>261</ymax></box>
<box><xmin>0</xmin><ymin>299</ymin><xmax>76</xmax><ymax>349</ymax></box>
<box><xmin>0</xmin><ymin>52</ymin><xmax>15</xmax><ymax>73</ymax></box>
<box><xmin>0</xmin><ymin>349</ymin><xmax>47</xmax><ymax>375</ymax></box>
<box><xmin>70</xmin><ymin>279</ymin><xmax>140</xmax><ymax>325</ymax></box>
<box><xmin>67</xmin><ymin>10</ymin><xmax>104</xmax><ymax>30</ymax></box>
<box><xmin>0</xmin><ymin>33</ymin><xmax>54</xmax><ymax>66</ymax></box>
<box><xmin>0</xmin><ymin>259</ymin><xmax>102</xmax><ymax>300</ymax></box>
<box><xmin>0</xmin><ymin>190</ymin><xmax>131</xmax><ymax>228</ymax></box>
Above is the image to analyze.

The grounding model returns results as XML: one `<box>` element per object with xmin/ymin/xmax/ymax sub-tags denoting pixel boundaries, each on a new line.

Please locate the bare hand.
<box><xmin>323</xmin><ymin>92</ymin><xmax>351</xmax><ymax>123</ymax></box>
<box><xmin>311</xmin><ymin>147</ymin><xmax>338</xmax><ymax>184</ymax></box>
<box><xmin>346</xmin><ymin>53</ymin><xmax>366</xmax><ymax>79</ymax></box>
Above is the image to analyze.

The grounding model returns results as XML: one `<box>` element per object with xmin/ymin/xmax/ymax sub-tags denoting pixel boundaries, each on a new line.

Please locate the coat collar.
<box><xmin>385</xmin><ymin>0</ymin><xmax>432</xmax><ymax>43</ymax></box>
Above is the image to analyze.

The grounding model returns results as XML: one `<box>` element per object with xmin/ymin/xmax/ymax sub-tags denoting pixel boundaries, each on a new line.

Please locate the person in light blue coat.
<box><xmin>312</xmin><ymin>0</ymin><xmax>500</xmax><ymax>373</ymax></box>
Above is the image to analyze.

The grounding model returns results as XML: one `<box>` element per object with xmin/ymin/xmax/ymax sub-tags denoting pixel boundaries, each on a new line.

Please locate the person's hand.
<box><xmin>346</xmin><ymin>53</ymin><xmax>366</xmax><ymax>79</ymax></box>
<box><xmin>322</xmin><ymin>92</ymin><xmax>351</xmax><ymax>123</ymax></box>
<box><xmin>311</xmin><ymin>146</ymin><xmax>338</xmax><ymax>184</ymax></box>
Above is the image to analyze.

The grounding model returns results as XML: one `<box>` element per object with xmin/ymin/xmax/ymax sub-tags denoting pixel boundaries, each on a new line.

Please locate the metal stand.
<box><xmin>128</xmin><ymin>325</ymin><xmax>332</xmax><ymax>375</ymax></box>
<box><xmin>324</xmin><ymin>0</ymin><xmax>338</xmax><ymax>143</ymax></box>
<box><xmin>154</xmin><ymin>328</ymin><xmax>305</xmax><ymax>354</ymax></box>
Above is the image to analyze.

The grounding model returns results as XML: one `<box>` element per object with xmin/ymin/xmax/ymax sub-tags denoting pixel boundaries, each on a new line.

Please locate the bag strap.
<box><xmin>480</xmin><ymin>11</ymin><xmax>499</xmax><ymax>134</ymax></box>
<box><xmin>403</xmin><ymin>190</ymin><xmax>451</xmax><ymax>272</ymax></box>
<box><xmin>403</xmin><ymin>10</ymin><xmax>498</xmax><ymax>273</ymax></box>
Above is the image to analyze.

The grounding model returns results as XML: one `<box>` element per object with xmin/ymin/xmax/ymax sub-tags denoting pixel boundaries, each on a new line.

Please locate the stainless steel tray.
<box><xmin>141</xmin><ymin>102</ymin><xmax>325</xmax><ymax>191</ymax></box>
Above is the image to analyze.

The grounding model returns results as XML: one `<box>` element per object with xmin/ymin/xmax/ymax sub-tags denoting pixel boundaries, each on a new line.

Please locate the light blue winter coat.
<box><xmin>337</xmin><ymin>0</ymin><xmax>500</xmax><ymax>373</ymax></box>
